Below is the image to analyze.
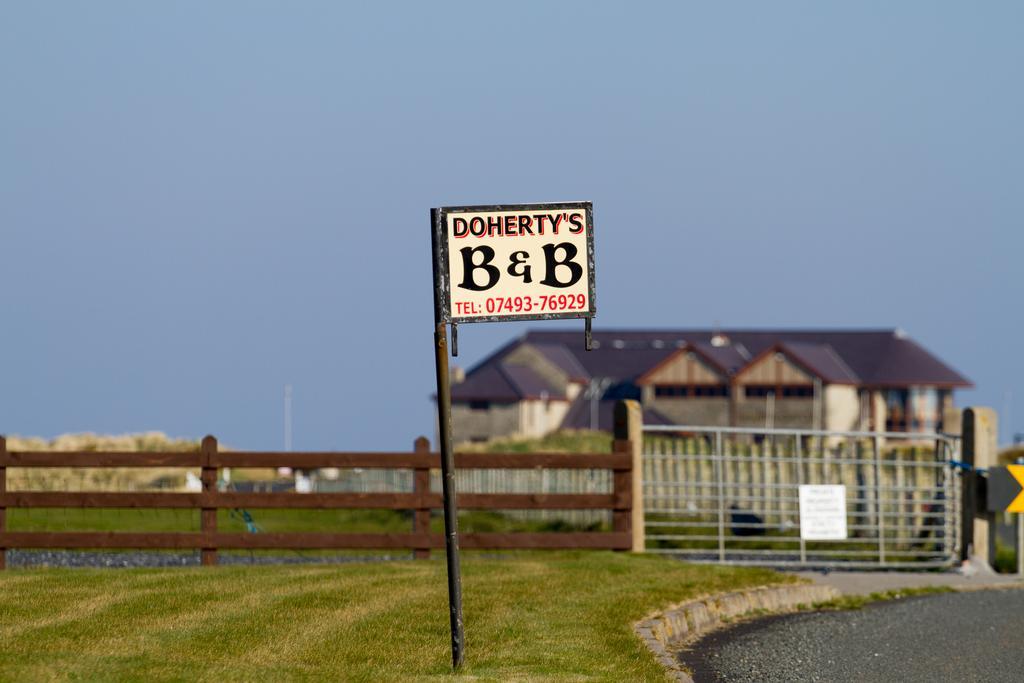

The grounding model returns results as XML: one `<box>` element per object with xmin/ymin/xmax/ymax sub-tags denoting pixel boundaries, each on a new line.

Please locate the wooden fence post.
<box><xmin>962</xmin><ymin>407</ymin><xmax>998</xmax><ymax>564</ymax></box>
<box><xmin>413</xmin><ymin>436</ymin><xmax>432</xmax><ymax>559</ymax></box>
<box><xmin>0</xmin><ymin>435</ymin><xmax>6</xmax><ymax>570</ymax></box>
<box><xmin>614</xmin><ymin>400</ymin><xmax>645</xmax><ymax>552</ymax></box>
<box><xmin>201</xmin><ymin>435</ymin><xmax>218</xmax><ymax>566</ymax></box>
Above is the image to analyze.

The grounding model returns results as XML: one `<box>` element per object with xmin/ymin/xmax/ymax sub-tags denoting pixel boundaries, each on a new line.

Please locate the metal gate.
<box><xmin>642</xmin><ymin>425</ymin><xmax>962</xmax><ymax>568</ymax></box>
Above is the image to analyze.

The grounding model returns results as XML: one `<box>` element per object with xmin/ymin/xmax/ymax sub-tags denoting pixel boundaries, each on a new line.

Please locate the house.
<box><xmin>448</xmin><ymin>329</ymin><xmax>971</xmax><ymax>441</ymax></box>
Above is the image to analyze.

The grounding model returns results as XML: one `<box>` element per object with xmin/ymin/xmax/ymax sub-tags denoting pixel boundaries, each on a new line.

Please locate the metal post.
<box><xmin>873</xmin><ymin>435</ymin><xmax>885</xmax><ymax>565</ymax></box>
<box><xmin>284</xmin><ymin>384</ymin><xmax>293</xmax><ymax>452</ymax></box>
<box><xmin>939</xmin><ymin>437</ymin><xmax>958</xmax><ymax>561</ymax></box>
<box><xmin>430</xmin><ymin>209</ymin><xmax>465</xmax><ymax>669</ymax></box>
<box><xmin>960</xmin><ymin>423</ymin><xmax>976</xmax><ymax>562</ymax></box>
<box><xmin>954</xmin><ymin>440</ymin><xmax>963</xmax><ymax>560</ymax></box>
<box><xmin>796</xmin><ymin>435</ymin><xmax>806</xmax><ymax>564</ymax></box>
<box><xmin>1017</xmin><ymin>511</ymin><xmax>1023</xmax><ymax>577</ymax></box>
<box><xmin>937</xmin><ymin>438</ymin><xmax>950</xmax><ymax>558</ymax></box>
<box><xmin>1017</xmin><ymin>458</ymin><xmax>1023</xmax><ymax>577</ymax></box>
<box><xmin>715</xmin><ymin>430</ymin><xmax>725</xmax><ymax>562</ymax></box>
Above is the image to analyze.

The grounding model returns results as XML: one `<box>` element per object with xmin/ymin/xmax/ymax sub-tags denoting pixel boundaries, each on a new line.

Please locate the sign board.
<box><xmin>427</xmin><ymin>201</ymin><xmax>596</xmax><ymax>668</ymax></box>
<box><xmin>798</xmin><ymin>485</ymin><xmax>848</xmax><ymax>540</ymax></box>
<box><xmin>987</xmin><ymin>465</ymin><xmax>1024</xmax><ymax>513</ymax></box>
<box><xmin>432</xmin><ymin>202</ymin><xmax>595</xmax><ymax>323</ymax></box>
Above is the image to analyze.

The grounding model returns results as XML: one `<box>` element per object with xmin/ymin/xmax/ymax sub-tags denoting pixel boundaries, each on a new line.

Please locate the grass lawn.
<box><xmin>0</xmin><ymin>552</ymin><xmax>788</xmax><ymax>682</ymax></box>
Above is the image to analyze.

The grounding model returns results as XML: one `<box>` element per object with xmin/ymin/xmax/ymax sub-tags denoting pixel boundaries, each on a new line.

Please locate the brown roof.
<box><xmin>778</xmin><ymin>342</ymin><xmax>860</xmax><ymax>384</ymax></box>
<box><xmin>450</xmin><ymin>362</ymin><xmax>567</xmax><ymax>402</ymax></box>
<box><xmin>518</xmin><ymin>329</ymin><xmax>971</xmax><ymax>388</ymax></box>
<box><xmin>530</xmin><ymin>343</ymin><xmax>590</xmax><ymax>382</ymax></box>
<box><xmin>692</xmin><ymin>342</ymin><xmax>751</xmax><ymax>374</ymax></box>
<box><xmin>449</xmin><ymin>364</ymin><xmax>522</xmax><ymax>402</ymax></box>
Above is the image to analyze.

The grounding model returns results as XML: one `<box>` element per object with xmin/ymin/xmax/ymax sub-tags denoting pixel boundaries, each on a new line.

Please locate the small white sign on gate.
<box><xmin>799</xmin><ymin>485</ymin><xmax>848</xmax><ymax>540</ymax></box>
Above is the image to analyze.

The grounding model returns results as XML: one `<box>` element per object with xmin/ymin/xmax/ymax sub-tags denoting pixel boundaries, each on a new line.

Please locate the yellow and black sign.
<box><xmin>986</xmin><ymin>465</ymin><xmax>1024</xmax><ymax>513</ymax></box>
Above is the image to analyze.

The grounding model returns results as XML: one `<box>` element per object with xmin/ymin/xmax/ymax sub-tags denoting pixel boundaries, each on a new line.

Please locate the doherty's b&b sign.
<box><xmin>427</xmin><ymin>200</ymin><xmax>595</xmax><ymax>669</ymax></box>
<box><xmin>431</xmin><ymin>202</ymin><xmax>595</xmax><ymax>324</ymax></box>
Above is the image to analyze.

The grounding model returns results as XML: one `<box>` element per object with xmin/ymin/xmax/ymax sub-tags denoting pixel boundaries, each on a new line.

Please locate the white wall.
<box><xmin>824</xmin><ymin>385</ymin><xmax>860</xmax><ymax>432</ymax></box>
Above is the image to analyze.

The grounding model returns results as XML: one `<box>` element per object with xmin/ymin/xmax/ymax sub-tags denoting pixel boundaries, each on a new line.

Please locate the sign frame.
<box><xmin>432</xmin><ymin>201</ymin><xmax>596</xmax><ymax>324</ymax></box>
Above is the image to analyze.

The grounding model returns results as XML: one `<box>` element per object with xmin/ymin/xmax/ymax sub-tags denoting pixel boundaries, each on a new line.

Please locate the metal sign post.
<box><xmin>430</xmin><ymin>211</ymin><xmax>466</xmax><ymax>667</ymax></box>
<box><xmin>429</xmin><ymin>202</ymin><xmax>595</xmax><ymax>668</ymax></box>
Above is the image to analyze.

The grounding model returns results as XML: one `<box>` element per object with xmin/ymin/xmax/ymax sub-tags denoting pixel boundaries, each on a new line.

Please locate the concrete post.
<box><xmin>962</xmin><ymin>407</ymin><xmax>998</xmax><ymax>565</ymax></box>
<box><xmin>614</xmin><ymin>400</ymin><xmax>645</xmax><ymax>552</ymax></box>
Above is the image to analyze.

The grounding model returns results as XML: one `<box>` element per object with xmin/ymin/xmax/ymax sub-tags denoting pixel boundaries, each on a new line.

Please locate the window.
<box><xmin>745</xmin><ymin>385</ymin><xmax>814</xmax><ymax>399</ymax></box>
<box><xmin>468</xmin><ymin>400</ymin><xmax>490</xmax><ymax>411</ymax></box>
<box><xmin>884</xmin><ymin>389</ymin><xmax>908</xmax><ymax>431</ymax></box>
<box><xmin>911</xmin><ymin>387</ymin><xmax>939</xmax><ymax>431</ymax></box>
<box><xmin>654</xmin><ymin>384</ymin><xmax>728</xmax><ymax>398</ymax></box>
<box><xmin>887</xmin><ymin>387</ymin><xmax>941</xmax><ymax>432</ymax></box>
<box><xmin>936</xmin><ymin>390</ymin><xmax>949</xmax><ymax>431</ymax></box>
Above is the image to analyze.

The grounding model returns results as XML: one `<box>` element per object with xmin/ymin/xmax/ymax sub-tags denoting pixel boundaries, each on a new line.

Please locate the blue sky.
<box><xmin>1</xmin><ymin>2</ymin><xmax>1021</xmax><ymax>448</ymax></box>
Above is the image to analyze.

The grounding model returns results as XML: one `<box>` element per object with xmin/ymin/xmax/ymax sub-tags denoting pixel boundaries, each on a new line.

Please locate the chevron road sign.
<box><xmin>986</xmin><ymin>465</ymin><xmax>1024</xmax><ymax>513</ymax></box>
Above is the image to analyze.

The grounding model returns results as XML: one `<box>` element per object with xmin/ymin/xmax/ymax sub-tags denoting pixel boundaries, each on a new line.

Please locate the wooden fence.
<box><xmin>314</xmin><ymin>464</ymin><xmax>614</xmax><ymax>527</ymax></box>
<box><xmin>0</xmin><ymin>435</ymin><xmax>636</xmax><ymax>568</ymax></box>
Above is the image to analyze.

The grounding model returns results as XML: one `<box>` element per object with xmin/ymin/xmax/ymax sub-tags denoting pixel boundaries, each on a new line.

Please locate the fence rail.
<box><xmin>0</xmin><ymin>435</ymin><xmax>635</xmax><ymax>568</ymax></box>
<box><xmin>314</xmin><ymin>465</ymin><xmax>615</xmax><ymax>527</ymax></box>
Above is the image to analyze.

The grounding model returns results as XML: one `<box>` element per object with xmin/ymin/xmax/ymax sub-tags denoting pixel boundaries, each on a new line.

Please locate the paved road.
<box><xmin>791</xmin><ymin>568</ymin><xmax>1022</xmax><ymax>596</ymax></box>
<box><xmin>682</xmin><ymin>589</ymin><xmax>1024</xmax><ymax>683</ymax></box>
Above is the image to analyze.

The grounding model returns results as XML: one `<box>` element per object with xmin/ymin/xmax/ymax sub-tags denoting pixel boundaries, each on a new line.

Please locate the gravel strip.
<box><xmin>5</xmin><ymin>549</ymin><xmax>411</xmax><ymax>568</ymax></box>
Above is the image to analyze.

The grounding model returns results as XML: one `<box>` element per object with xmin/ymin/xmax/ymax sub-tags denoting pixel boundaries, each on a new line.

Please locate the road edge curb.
<box><xmin>634</xmin><ymin>583</ymin><xmax>840</xmax><ymax>682</ymax></box>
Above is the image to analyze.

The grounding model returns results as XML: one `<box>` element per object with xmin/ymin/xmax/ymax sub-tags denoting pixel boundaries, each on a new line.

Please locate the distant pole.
<box><xmin>588</xmin><ymin>378</ymin><xmax>611</xmax><ymax>431</ymax></box>
<box><xmin>812</xmin><ymin>378</ymin><xmax>822</xmax><ymax>431</ymax></box>
<box><xmin>284</xmin><ymin>384</ymin><xmax>293</xmax><ymax>452</ymax></box>
<box><xmin>589</xmin><ymin>379</ymin><xmax>600</xmax><ymax>431</ymax></box>
<box><xmin>1003</xmin><ymin>390</ymin><xmax>1013</xmax><ymax>446</ymax></box>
